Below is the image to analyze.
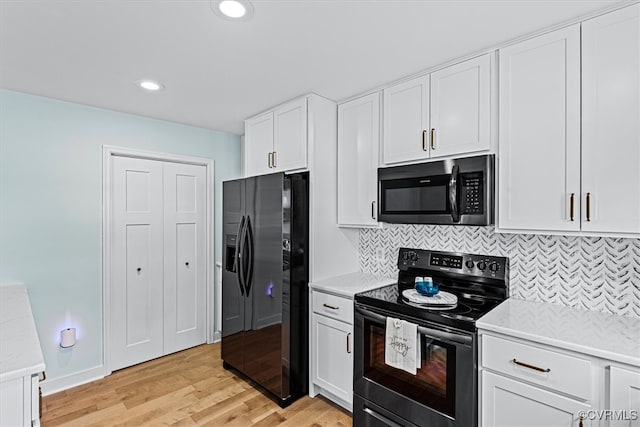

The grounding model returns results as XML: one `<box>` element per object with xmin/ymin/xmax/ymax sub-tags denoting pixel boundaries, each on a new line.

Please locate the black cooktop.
<box><xmin>354</xmin><ymin>248</ymin><xmax>510</xmax><ymax>332</ymax></box>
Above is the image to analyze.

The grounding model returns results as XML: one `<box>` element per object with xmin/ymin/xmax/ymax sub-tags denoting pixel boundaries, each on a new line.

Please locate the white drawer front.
<box><xmin>482</xmin><ymin>334</ymin><xmax>592</xmax><ymax>400</ymax></box>
<box><xmin>312</xmin><ymin>292</ymin><xmax>353</xmax><ymax>324</ymax></box>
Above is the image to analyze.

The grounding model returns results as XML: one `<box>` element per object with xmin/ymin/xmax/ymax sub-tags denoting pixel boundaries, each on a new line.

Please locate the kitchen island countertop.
<box><xmin>0</xmin><ymin>284</ymin><xmax>46</xmax><ymax>383</ymax></box>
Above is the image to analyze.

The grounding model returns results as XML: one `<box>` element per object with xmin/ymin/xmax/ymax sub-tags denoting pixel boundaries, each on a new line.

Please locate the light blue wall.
<box><xmin>0</xmin><ymin>89</ymin><xmax>241</xmax><ymax>384</ymax></box>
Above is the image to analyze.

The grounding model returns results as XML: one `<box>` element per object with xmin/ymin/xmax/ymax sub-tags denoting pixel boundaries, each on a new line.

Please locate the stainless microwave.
<box><xmin>377</xmin><ymin>154</ymin><xmax>494</xmax><ymax>225</ymax></box>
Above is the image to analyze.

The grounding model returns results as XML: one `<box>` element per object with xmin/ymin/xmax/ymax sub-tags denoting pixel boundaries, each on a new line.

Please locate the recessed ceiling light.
<box><xmin>211</xmin><ymin>0</ymin><xmax>254</xmax><ymax>21</ymax></box>
<box><xmin>136</xmin><ymin>80</ymin><xmax>164</xmax><ymax>92</ymax></box>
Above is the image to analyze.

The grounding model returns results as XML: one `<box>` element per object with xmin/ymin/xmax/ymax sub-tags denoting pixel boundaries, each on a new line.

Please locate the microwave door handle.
<box><xmin>449</xmin><ymin>164</ymin><xmax>460</xmax><ymax>223</ymax></box>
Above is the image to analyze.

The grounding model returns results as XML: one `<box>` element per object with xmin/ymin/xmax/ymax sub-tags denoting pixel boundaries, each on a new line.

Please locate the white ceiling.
<box><xmin>0</xmin><ymin>0</ymin><xmax>624</xmax><ymax>135</ymax></box>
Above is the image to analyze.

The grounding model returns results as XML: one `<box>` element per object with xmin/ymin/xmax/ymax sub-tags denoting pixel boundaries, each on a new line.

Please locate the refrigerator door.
<box><xmin>221</xmin><ymin>178</ymin><xmax>246</xmax><ymax>371</ymax></box>
<box><xmin>243</xmin><ymin>173</ymin><xmax>286</xmax><ymax>398</ymax></box>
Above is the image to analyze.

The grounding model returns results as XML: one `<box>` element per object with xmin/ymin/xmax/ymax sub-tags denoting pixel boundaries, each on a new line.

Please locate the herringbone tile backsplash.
<box><xmin>360</xmin><ymin>225</ymin><xmax>640</xmax><ymax>319</ymax></box>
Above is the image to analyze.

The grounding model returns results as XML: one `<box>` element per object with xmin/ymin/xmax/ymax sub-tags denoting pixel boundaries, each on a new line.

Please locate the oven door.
<box><xmin>353</xmin><ymin>304</ymin><xmax>476</xmax><ymax>427</ymax></box>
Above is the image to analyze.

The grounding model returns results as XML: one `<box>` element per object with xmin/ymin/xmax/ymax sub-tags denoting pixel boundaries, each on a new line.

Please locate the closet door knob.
<box><xmin>137</xmin><ymin>267</ymin><xmax>142</xmax><ymax>273</ymax></box>
<box><xmin>185</xmin><ymin>262</ymin><xmax>190</xmax><ymax>267</ymax></box>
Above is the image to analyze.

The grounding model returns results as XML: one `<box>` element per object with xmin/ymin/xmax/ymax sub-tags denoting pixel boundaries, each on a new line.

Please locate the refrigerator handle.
<box><xmin>245</xmin><ymin>216</ymin><xmax>254</xmax><ymax>296</ymax></box>
<box><xmin>237</xmin><ymin>215</ymin><xmax>246</xmax><ymax>296</ymax></box>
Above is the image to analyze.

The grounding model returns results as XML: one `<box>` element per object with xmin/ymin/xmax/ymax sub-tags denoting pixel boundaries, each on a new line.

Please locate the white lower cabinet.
<box><xmin>608</xmin><ymin>366</ymin><xmax>640</xmax><ymax>427</ymax></box>
<box><xmin>310</xmin><ymin>290</ymin><xmax>354</xmax><ymax>410</ymax></box>
<box><xmin>482</xmin><ymin>370</ymin><xmax>593</xmax><ymax>427</ymax></box>
<box><xmin>0</xmin><ymin>374</ymin><xmax>41</xmax><ymax>427</ymax></box>
<box><xmin>480</xmin><ymin>330</ymin><xmax>640</xmax><ymax>427</ymax></box>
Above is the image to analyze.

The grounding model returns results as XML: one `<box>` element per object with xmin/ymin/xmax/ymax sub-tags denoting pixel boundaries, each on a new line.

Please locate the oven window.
<box><xmin>364</xmin><ymin>320</ymin><xmax>456</xmax><ymax>417</ymax></box>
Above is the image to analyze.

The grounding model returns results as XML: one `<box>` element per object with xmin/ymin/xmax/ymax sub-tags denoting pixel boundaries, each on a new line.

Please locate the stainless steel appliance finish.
<box><xmin>221</xmin><ymin>172</ymin><xmax>309</xmax><ymax>408</ymax></box>
<box><xmin>353</xmin><ymin>248</ymin><xmax>509</xmax><ymax>427</ymax></box>
<box><xmin>377</xmin><ymin>154</ymin><xmax>495</xmax><ymax>225</ymax></box>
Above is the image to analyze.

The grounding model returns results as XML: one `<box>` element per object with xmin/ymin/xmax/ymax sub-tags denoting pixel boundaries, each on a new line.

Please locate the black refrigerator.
<box><xmin>221</xmin><ymin>172</ymin><xmax>309</xmax><ymax>408</ymax></box>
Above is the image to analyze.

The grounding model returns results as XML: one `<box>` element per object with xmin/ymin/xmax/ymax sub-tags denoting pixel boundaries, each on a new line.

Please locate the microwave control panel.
<box><xmin>460</xmin><ymin>172</ymin><xmax>483</xmax><ymax>215</ymax></box>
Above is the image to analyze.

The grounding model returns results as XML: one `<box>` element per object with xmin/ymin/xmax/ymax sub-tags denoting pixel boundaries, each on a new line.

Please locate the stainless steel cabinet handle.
<box><xmin>422</xmin><ymin>130</ymin><xmax>427</xmax><ymax>151</ymax></box>
<box><xmin>272</xmin><ymin>151</ymin><xmax>277</xmax><ymax>168</ymax></box>
<box><xmin>347</xmin><ymin>332</ymin><xmax>351</xmax><ymax>354</ymax></box>
<box><xmin>586</xmin><ymin>192</ymin><xmax>591</xmax><ymax>222</ymax></box>
<box><xmin>512</xmin><ymin>358</ymin><xmax>551</xmax><ymax>373</ymax></box>
<box><xmin>268</xmin><ymin>152</ymin><xmax>272</xmax><ymax>168</ymax></box>
<box><xmin>570</xmin><ymin>193</ymin><xmax>575</xmax><ymax>222</ymax></box>
<box><xmin>430</xmin><ymin>128</ymin><xmax>436</xmax><ymax>150</ymax></box>
<box><xmin>323</xmin><ymin>303</ymin><xmax>339</xmax><ymax>310</ymax></box>
<box><xmin>371</xmin><ymin>201</ymin><xmax>376</xmax><ymax>220</ymax></box>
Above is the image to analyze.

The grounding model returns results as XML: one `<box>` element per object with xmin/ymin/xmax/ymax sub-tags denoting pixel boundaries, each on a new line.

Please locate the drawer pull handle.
<box><xmin>322</xmin><ymin>303</ymin><xmax>339</xmax><ymax>310</ymax></box>
<box><xmin>512</xmin><ymin>358</ymin><xmax>551</xmax><ymax>373</ymax></box>
<box><xmin>347</xmin><ymin>332</ymin><xmax>351</xmax><ymax>354</ymax></box>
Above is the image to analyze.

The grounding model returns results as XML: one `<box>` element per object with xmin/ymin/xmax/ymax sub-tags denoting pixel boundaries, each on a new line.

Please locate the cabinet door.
<box><xmin>312</xmin><ymin>314</ymin><xmax>353</xmax><ymax>406</ymax></box>
<box><xmin>430</xmin><ymin>54</ymin><xmax>491</xmax><ymax>158</ymax></box>
<box><xmin>338</xmin><ymin>92</ymin><xmax>380</xmax><ymax>227</ymax></box>
<box><xmin>582</xmin><ymin>4</ymin><xmax>640</xmax><ymax>235</ymax></box>
<box><xmin>608</xmin><ymin>366</ymin><xmax>640</xmax><ymax>427</ymax></box>
<box><xmin>482</xmin><ymin>371</ymin><xmax>592</xmax><ymax>427</ymax></box>
<box><xmin>0</xmin><ymin>377</ymin><xmax>25</xmax><ymax>427</ymax></box>
<box><xmin>273</xmin><ymin>97</ymin><xmax>307</xmax><ymax>172</ymax></box>
<box><xmin>245</xmin><ymin>112</ymin><xmax>274</xmax><ymax>176</ymax></box>
<box><xmin>498</xmin><ymin>25</ymin><xmax>581</xmax><ymax>232</ymax></box>
<box><xmin>382</xmin><ymin>75</ymin><xmax>430</xmax><ymax>164</ymax></box>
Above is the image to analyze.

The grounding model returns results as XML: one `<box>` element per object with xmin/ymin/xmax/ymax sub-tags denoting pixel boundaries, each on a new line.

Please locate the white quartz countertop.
<box><xmin>0</xmin><ymin>284</ymin><xmax>46</xmax><ymax>382</ymax></box>
<box><xmin>309</xmin><ymin>272</ymin><xmax>396</xmax><ymax>299</ymax></box>
<box><xmin>477</xmin><ymin>298</ymin><xmax>640</xmax><ymax>367</ymax></box>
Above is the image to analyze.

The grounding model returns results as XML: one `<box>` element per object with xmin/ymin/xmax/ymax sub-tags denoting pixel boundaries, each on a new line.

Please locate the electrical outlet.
<box><xmin>375</xmin><ymin>248</ymin><xmax>385</xmax><ymax>262</ymax></box>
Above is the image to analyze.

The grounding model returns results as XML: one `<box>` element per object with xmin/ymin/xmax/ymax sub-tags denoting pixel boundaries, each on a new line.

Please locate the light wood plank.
<box><xmin>41</xmin><ymin>343</ymin><xmax>351</xmax><ymax>426</ymax></box>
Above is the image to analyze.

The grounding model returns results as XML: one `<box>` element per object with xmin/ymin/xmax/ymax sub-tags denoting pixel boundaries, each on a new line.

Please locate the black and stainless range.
<box><xmin>353</xmin><ymin>248</ymin><xmax>509</xmax><ymax>427</ymax></box>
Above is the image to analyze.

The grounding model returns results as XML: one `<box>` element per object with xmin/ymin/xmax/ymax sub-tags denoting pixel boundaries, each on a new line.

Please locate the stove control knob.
<box><xmin>409</xmin><ymin>252</ymin><xmax>419</xmax><ymax>262</ymax></box>
<box><xmin>477</xmin><ymin>261</ymin><xmax>487</xmax><ymax>271</ymax></box>
<box><xmin>489</xmin><ymin>262</ymin><xmax>500</xmax><ymax>272</ymax></box>
<box><xmin>402</xmin><ymin>252</ymin><xmax>409</xmax><ymax>261</ymax></box>
<box><xmin>465</xmin><ymin>260</ymin><xmax>475</xmax><ymax>269</ymax></box>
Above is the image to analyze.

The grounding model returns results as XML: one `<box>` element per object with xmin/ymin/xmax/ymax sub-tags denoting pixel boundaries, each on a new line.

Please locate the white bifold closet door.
<box><xmin>111</xmin><ymin>156</ymin><xmax>206</xmax><ymax>371</ymax></box>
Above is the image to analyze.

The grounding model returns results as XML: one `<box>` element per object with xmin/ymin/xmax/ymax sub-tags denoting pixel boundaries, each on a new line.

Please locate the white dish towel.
<box><xmin>385</xmin><ymin>317</ymin><xmax>421</xmax><ymax>375</ymax></box>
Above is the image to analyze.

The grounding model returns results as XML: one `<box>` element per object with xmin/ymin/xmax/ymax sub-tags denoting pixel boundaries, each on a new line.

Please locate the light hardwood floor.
<box><xmin>41</xmin><ymin>343</ymin><xmax>352</xmax><ymax>426</ymax></box>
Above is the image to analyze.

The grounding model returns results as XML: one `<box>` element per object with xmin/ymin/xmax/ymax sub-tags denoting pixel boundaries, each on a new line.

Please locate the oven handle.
<box><xmin>355</xmin><ymin>306</ymin><xmax>473</xmax><ymax>346</ymax></box>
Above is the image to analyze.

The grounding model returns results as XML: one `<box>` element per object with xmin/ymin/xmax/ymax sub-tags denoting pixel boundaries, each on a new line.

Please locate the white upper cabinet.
<box><xmin>382</xmin><ymin>75</ymin><xmax>430</xmax><ymax>164</ymax></box>
<box><xmin>498</xmin><ymin>25</ymin><xmax>581</xmax><ymax>233</ymax></box>
<box><xmin>244</xmin><ymin>97</ymin><xmax>307</xmax><ymax>176</ymax></box>
<box><xmin>245</xmin><ymin>112</ymin><xmax>274</xmax><ymax>176</ymax></box>
<box><xmin>273</xmin><ymin>97</ymin><xmax>308</xmax><ymax>172</ymax></box>
<box><xmin>337</xmin><ymin>92</ymin><xmax>380</xmax><ymax>227</ymax></box>
<box><xmin>498</xmin><ymin>4</ymin><xmax>640</xmax><ymax>237</ymax></box>
<box><xmin>581</xmin><ymin>3</ymin><xmax>640</xmax><ymax>235</ymax></box>
<box><xmin>430</xmin><ymin>54</ymin><xmax>491</xmax><ymax>158</ymax></box>
<box><xmin>382</xmin><ymin>54</ymin><xmax>492</xmax><ymax>165</ymax></box>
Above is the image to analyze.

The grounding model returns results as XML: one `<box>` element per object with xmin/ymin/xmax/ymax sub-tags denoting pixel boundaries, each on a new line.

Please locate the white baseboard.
<box><xmin>213</xmin><ymin>331</ymin><xmax>221</xmax><ymax>343</ymax></box>
<box><xmin>40</xmin><ymin>366</ymin><xmax>106</xmax><ymax>396</ymax></box>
